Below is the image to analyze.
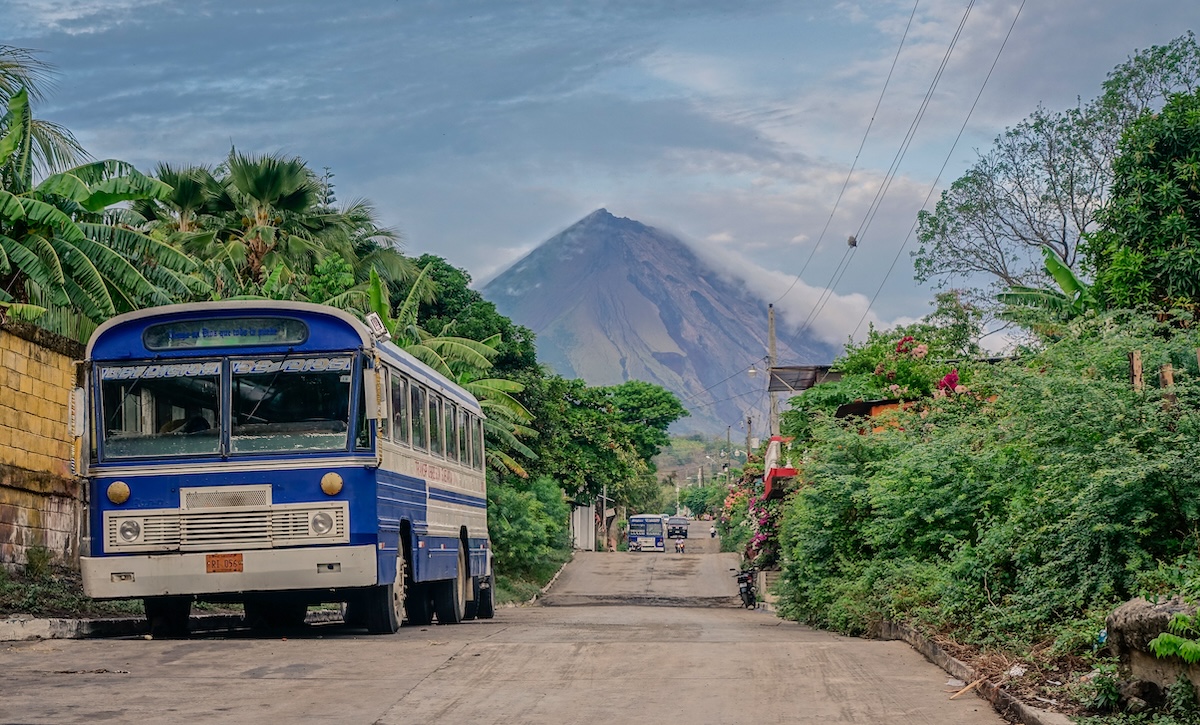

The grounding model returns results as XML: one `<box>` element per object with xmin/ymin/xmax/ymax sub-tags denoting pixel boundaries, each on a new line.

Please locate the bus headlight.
<box><xmin>320</xmin><ymin>472</ymin><xmax>343</xmax><ymax>496</ymax></box>
<box><xmin>118</xmin><ymin>519</ymin><xmax>141</xmax><ymax>542</ymax></box>
<box><xmin>107</xmin><ymin>481</ymin><xmax>130</xmax><ymax>504</ymax></box>
<box><xmin>311</xmin><ymin>511</ymin><xmax>335</xmax><ymax>535</ymax></box>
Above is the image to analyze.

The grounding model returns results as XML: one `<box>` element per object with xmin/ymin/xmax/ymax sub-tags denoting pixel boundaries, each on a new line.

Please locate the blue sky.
<box><xmin>3</xmin><ymin>0</ymin><xmax>1196</xmax><ymax>348</ymax></box>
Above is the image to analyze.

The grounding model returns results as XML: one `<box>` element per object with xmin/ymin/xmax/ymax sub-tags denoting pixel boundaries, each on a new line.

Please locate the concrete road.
<box><xmin>1</xmin><ymin>528</ymin><xmax>1004</xmax><ymax>724</ymax></box>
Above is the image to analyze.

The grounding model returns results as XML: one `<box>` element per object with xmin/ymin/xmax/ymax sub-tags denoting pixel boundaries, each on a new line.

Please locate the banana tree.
<box><xmin>0</xmin><ymin>88</ymin><xmax>199</xmax><ymax>335</ymax></box>
<box><xmin>997</xmin><ymin>245</ymin><xmax>1098</xmax><ymax>327</ymax></box>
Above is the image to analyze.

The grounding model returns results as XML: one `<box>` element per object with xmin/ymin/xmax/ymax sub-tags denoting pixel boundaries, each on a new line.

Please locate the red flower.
<box><xmin>895</xmin><ymin>335</ymin><xmax>915</xmax><ymax>353</ymax></box>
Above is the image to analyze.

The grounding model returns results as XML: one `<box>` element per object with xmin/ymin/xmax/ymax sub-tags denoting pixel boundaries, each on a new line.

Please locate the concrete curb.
<box><xmin>1</xmin><ymin>609</ymin><xmax>343</xmax><ymax>641</ymax></box>
<box><xmin>526</xmin><ymin>552</ymin><xmax>575</xmax><ymax>605</ymax></box>
<box><xmin>876</xmin><ymin>622</ymin><xmax>1072</xmax><ymax>725</ymax></box>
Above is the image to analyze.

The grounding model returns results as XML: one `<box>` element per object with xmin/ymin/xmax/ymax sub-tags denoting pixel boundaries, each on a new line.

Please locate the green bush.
<box><xmin>487</xmin><ymin>474</ymin><xmax>571</xmax><ymax>582</ymax></box>
<box><xmin>776</xmin><ymin>311</ymin><xmax>1200</xmax><ymax>655</ymax></box>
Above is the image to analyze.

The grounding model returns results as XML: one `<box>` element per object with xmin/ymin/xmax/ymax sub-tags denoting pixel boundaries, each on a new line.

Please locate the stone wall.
<box><xmin>0</xmin><ymin>324</ymin><xmax>84</xmax><ymax>569</ymax></box>
<box><xmin>1108</xmin><ymin>597</ymin><xmax>1200</xmax><ymax>709</ymax></box>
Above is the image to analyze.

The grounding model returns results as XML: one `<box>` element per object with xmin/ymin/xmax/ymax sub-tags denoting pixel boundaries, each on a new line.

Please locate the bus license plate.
<box><xmin>206</xmin><ymin>553</ymin><xmax>243</xmax><ymax>573</ymax></box>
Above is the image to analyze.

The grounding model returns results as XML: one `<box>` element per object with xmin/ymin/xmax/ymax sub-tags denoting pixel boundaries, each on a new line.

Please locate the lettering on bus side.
<box><xmin>414</xmin><ymin>461</ymin><xmax>457</xmax><ymax>485</ymax></box>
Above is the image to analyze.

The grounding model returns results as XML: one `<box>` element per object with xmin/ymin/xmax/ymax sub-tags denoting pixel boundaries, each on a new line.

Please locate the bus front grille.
<box><xmin>103</xmin><ymin>501</ymin><xmax>349</xmax><ymax>553</ymax></box>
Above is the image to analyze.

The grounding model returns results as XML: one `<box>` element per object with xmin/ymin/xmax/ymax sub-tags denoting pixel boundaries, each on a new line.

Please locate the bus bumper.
<box><xmin>81</xmin><ymin>545</ymin><xmax>378</xmax><ymax>599</ymax></box>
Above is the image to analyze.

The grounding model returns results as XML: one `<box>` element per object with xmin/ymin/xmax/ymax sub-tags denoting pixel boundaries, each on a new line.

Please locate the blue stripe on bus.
<box><xmin>428</xmin><ymin>487</ymin><xmax>487</xmax><ymax>508</ymax></box>
<box><xmin>377</xmin><ymin>469</ymin><xmax>427</xmax><ymax>510</ymax></box>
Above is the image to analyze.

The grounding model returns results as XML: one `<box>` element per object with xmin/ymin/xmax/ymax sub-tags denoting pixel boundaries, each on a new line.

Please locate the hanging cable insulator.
<box><xmin>847</xmin><ymin>235</ymin><xmax>857</xmax><ymax>248</ymax></box>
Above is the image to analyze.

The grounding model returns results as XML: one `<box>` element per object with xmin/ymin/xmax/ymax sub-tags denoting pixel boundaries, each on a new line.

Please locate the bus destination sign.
<box><xmin>144</xmin><ymin>318</ymin><xmax>309</xmax><ymax>350</ymax></box>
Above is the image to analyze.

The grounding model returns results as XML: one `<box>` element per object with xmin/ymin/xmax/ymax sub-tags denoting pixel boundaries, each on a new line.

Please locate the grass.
<box><xmin>0</xmin><ymin>562</ymin><xmax>142</xmax><ymax>619</ymax></box>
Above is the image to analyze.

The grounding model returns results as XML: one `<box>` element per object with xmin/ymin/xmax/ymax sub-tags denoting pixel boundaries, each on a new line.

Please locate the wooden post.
<box><xmin>1160</xmin><ymin>363</ymin><xmax>1177</xmax><ymax>407</ymax></box>
<box><xmin>1129</xmin><ymin>351</ymin><xmax>1143</xmax><ymax>391</ymax></box>
<box><xmin>1160</xmin><ymin>364</ymin><xmax>1175</xmax><ymax>387</ymax></box>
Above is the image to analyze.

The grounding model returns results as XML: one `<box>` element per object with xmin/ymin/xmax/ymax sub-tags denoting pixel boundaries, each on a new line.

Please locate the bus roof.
<box><xmin>86</xmin><ymin>301</ymin><xmax>483</xmax><ymax>415</ymax></box>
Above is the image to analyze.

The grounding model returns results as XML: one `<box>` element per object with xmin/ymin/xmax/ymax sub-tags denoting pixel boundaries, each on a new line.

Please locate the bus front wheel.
<box><xmin>365</xmin><ymin>555</ymin><xmax>404</xmax><ymax>634</ymax></box>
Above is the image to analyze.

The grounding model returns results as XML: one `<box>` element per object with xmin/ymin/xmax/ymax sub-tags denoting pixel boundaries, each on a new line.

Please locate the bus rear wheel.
<box><xmin>365</xmin><ymin>555</ymin><xmax>404</xmax><ymax>634</ymax></box>
<box><xmin>476</xmin><ymin>575</ymin><xmax>495</xmax><ymax>619</ymax></box>
<box><xmin>434</xmin><ymin>547</ymin><xmax>467</xmax><ymax>625</ymax></box>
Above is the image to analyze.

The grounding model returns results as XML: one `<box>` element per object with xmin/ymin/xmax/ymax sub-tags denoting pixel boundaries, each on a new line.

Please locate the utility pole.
<box><xmin>745</xmin><ymin>416</ymin><xmax>752</xmax><ymax>459</ymax></box>
<box><xmin>768</xmin><ymin>303</ymin><xmax>779</xmax><ymax>436</ymax></box>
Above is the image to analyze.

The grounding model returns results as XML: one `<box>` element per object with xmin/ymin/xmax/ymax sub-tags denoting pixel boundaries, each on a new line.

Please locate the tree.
<box><xmin>1085</xmin><ymin>90</ymin><xmax>1200</xmax><ymax>310</ymax></box>
<box><xmin>408</xmin><ymin>254</ymin><xmax>538</xmax><ymax>376</ymax></box>
<box><xmin>520</xmin><ymin>375</ymin><xmax>687</xmax><ymax>503</ymax></box>
<box><xmin>914</xmin><ymin>32</ymin><xmax>1200</xmax><ymax>309</ymax></box>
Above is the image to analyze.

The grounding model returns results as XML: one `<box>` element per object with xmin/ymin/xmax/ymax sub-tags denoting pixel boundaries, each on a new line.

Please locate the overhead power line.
<box><xmin>850</xmin><ymin>0</ymin><xmax>1027</xmax><ymax>341</ymax></box>
<box><xmin>773</xmin><ymin>0</ymin><xmax>922</xmax><ymax>306</ymax></box>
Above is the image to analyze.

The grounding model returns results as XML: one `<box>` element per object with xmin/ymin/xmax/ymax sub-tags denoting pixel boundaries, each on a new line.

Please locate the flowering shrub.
<box><xmin>746</xmin><ymin>494</ymin><xmax>783</xmax><ymax>567</ymax></box>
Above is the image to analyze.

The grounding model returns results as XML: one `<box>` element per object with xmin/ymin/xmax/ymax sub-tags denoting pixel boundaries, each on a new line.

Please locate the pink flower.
<box><xmin>913</xmin><ymin>344</ymin><xmax>928</xmax><ymax>359</ymax></box>
<box><xmin>954</xmin><ymin>385</ymin><xmax>968</xmax><ymax>395</ymax></box>
<box><xmin>937</xmin><ymin>369</ymin><xmax>959</xmax><ymax>391</ymax></box>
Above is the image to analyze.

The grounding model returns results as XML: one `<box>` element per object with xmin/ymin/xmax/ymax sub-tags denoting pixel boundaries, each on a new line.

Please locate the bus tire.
<box><xmin>434</xmin><ymin>547</ymin><xmax>467</xmax><ymax>625</ymax></box>
<box><xmin>476</xmin><ymin>575</ymin><xmax>495</xmax><ymax>619</ymax></box>
<box><xmin>144</xmin><ymin>595</ymin><xmax>191</xmax><ymax>638</ymax></box>
<box><xmin>404</xmin><ymin>582</ymin><xmax>434</xmax><ymax>626</ymax></box>
<box><xmin>464</xmin><ymin>576</ymin><xmax>480</xmax><ymax>621</ymax></box>
<box><xmin>365</xmin><ymin>555</ymin><xmax>404</xmax><ymax>634</ymax></box>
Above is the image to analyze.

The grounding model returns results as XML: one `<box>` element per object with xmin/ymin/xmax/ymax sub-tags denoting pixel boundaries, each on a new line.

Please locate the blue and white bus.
<box><xmin>627</xmin><ymin>514</ymin><xmax>666</xmax><ymax>552</ymax></box>
<box><xmin>76</xmin><ymin>301</ymin><xmax>493</xmax><ymax>635</ymax></box>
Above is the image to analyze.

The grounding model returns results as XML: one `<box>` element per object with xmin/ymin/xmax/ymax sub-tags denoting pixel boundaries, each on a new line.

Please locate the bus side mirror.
<box><xmin>362</xmin><ymin>375</ymin><xmax>382</xmax><ymax>420</ymax></box>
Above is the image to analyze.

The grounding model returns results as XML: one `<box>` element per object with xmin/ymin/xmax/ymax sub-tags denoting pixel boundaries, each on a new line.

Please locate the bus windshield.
<box><xmin>628</xmin><ymin>517</ymin><xmax>664</xmax><ymax>537</ymax></box>
<box><xmin>100</xmin><ymin>361</ymin><xmax>221</xmax><ymax>458</ymax></box>
<box><xmin>98</xmin><ymin>355</ymin><xmax>354</xmax><ymax>459</ymax></box>
<box><xmin>230</xmin><ymin>356</ymin><xmax>352</xmax><ymax>453</ymax></box>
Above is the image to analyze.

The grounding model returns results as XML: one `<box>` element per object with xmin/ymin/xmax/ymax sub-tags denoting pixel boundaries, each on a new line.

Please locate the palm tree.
<box><xmin>0</xmin><ymin>46</ymin><xmax>86</xmax><ymax>176</ymax></box>
<box><xmin>138</xmin><ymin>151</ymin><xmax>415</xmax><ymax>305</ymax></box>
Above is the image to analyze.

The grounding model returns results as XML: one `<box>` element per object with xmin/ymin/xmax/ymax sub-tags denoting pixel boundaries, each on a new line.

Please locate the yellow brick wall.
<box><xmin>0</xmin><ymin>326</ymin><xmax>84</xmax><ymax>568</ymax></box>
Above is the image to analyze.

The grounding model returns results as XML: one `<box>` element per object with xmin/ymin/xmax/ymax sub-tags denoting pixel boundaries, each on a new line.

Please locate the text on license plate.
<box><xmin>206</xmin><ymin>553</ymin><xmax>243</xmax><ymax>573</ymax></box>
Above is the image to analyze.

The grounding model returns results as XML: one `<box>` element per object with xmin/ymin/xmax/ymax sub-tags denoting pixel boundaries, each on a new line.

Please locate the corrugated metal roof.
<box><xmin>769</xmin><ymin>365</ymin><xmax>842</xmax><ymax>393</ymax></box>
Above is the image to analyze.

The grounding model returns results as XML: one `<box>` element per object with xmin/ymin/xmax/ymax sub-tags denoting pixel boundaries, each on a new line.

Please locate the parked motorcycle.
<box><xmin>732</xmin><ymin>568</ymin><xmax>756</xmax><ymax>608</ymax></box>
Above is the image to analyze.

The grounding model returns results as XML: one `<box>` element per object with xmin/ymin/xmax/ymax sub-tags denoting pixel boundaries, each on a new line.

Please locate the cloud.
<box><xmin>1</xmin><ymin>0</ymin><xmax>168</xmax><ymax>35</ymax></box>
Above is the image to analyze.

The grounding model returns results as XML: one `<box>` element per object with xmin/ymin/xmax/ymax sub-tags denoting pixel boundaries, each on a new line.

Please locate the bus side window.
<box><xmin>428</xmin><ymin>394</ymin><xmax>443</xmax><ymax>457</ymax></box>
<box><xmin>411</xmin><ymin>384</ymin><xmax>427</xmax><ymax>451</ymax></box>
<box><xmin>391</xmin><ymin>372</ymin><xmax>408</xmax><ymax>445</ymax></box>
<box><xmin>445</xmin><ymin>402</ymin><xmax>459</xmax><ymax>463</ymax></box>
<box><xmin>456</xmin><ymin>408</ymin><xmax>465</xmax><ymax>463</ymax></box>
<box><xmin>378</xmin><ymin>369</ymin><xmax>390</xmax><ymax>441</ymax></box>
<box><xmin>473</xmin><ymin>416</ymin><xmax>484</xmax><ymax>471</ymax></box>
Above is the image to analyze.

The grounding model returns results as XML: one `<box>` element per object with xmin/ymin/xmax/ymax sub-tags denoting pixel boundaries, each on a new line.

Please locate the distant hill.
<box><xmin>481</xmin><ymin>209</ymin><xmax>839</xmax><ymax>435</ymax></box>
